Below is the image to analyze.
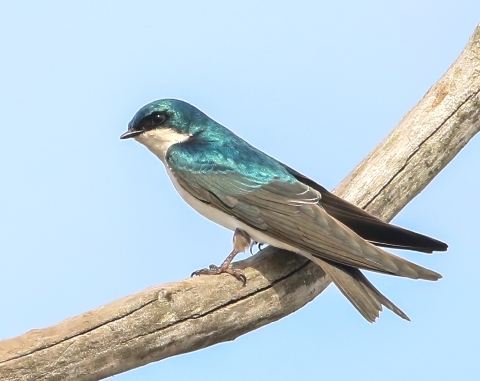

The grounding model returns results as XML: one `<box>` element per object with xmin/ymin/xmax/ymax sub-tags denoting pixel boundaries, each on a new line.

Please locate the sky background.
<box><xmin>1</xmin><ymin>1</ymin><xmax>479</xmax><ymax>380</ymax></box>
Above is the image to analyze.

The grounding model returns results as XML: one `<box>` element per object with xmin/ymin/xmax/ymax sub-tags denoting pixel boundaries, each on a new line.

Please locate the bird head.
<box><xmin>120</xmin><ymin>99</ymin><xmax>212</xmax><ymax>161</ymax></box>
<box><xmin>120</xmin><ymin>99</ymin><xmax>205</xmax><ymax>140</ymax></box>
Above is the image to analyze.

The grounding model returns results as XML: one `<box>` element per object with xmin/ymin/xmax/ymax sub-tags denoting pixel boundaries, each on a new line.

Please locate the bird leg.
<box><xmin>191</xmin><ymin>228</ymin><xmax>251</xmax><ymax>285</ymax></box>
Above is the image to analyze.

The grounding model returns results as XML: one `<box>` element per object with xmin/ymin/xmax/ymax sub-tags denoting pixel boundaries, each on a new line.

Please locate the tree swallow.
<box><xmin>120</xmin><ymin>99</ymin><xmax>448</xmax><ymax>322</ymax></box>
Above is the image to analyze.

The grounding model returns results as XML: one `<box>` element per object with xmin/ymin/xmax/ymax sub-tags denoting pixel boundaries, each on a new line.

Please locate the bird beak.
<box><xmin>119</xmin><ymin>129</ymin><xmax>143</xmax><ymax>139</ymax></box>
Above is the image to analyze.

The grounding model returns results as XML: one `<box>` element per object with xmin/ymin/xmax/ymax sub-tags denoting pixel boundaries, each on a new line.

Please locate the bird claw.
<box><xmin>191</xmin><ymin>265</ymin><xmax>246</xmax><ymax>286</ymax></box>
<box><xmin>249</xmin><ymin>241</ymin><xmax>267</xmax><ymax>255</ymax></box>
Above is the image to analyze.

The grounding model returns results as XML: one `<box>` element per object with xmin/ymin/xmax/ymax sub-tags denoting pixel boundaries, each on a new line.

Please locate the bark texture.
<box><xmin>1</xmin><ymin>24</ymin><xmax>479</xmax><ymax>381</ymax></box>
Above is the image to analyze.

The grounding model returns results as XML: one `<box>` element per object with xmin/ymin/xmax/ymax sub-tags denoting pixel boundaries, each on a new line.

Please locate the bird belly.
<box><xmin>164</xmin><ymin>167</ymin><xmax>313</xmax><ymax>258</ymax></box>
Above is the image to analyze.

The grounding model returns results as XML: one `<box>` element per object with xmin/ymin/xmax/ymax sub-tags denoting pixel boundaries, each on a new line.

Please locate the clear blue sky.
<box><xmin>1</xmin><ymin>1</ymin><xmax>479</xmax><ymax>380</ymax></box>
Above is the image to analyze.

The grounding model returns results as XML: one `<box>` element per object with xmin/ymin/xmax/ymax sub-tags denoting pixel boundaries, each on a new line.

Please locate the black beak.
<box><xmin>120</xmin><ymin>129</ymin><xmax>143</xmax><ymax>139</ymax></box>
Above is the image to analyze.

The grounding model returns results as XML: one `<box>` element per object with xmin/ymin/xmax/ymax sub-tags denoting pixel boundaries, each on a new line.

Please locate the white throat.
<box><xmin>134</xmin><ymin>128</ymin><xmax>191</xmax><ymax>164</ymax></box>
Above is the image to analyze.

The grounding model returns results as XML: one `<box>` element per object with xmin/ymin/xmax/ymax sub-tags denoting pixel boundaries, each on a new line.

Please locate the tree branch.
<box><xmin>1</xmin><ymin>24</ymin><xmax>479</xmax><ymax>381</ymax></box>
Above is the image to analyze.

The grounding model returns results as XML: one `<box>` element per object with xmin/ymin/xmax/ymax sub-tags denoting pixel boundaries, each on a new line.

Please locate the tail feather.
<box><xmin>313</xmin><ymin>257</ymin><xmax>410</xmax><ymax>322</ymax></box>
<box><xmin>354</xmin><ymin>268</ymin><xmax>410</xmax><ymax>321</ymax></box>
<box><xmin>362</xmin><ymin>241</ymin><xmax>443</xmax><ymax>281</ymax></box>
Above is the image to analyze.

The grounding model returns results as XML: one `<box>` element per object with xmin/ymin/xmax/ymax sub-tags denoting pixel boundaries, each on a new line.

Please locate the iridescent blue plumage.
<box><xmin>133</xmin><ymin>99</ymin><xmax>296</xmax><ymax>185</ymax></box>
<box><xmin>166</xmin><ymin>127</ymin><xmax>297</xmax><ymax>187</ymax></box>
<box><xmin>128</xmin><ymin>99</ymin><xmax>205</xmax><ymax>135</ymax></box>
<box><xmin>121</xmin><ymin>98</ymin><xmax>448</xmax><ymax>323</ymax></box>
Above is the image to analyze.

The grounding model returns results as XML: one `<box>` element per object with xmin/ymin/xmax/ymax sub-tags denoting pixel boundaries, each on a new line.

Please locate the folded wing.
<box><xmin>172</xmin><ymin>168</ymin><xmax>441</xmax><ymax>280</ymax></box>
<box><xmin>284</xmin><ymin>166</ymin><xmax>448</xmax><ymax>253</ymax></box>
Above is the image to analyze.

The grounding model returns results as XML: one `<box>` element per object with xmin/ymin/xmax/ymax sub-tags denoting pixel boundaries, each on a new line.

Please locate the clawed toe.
<box><xmin>190</xmin><ymin>265</ymin><xmax>217</xmax><ymax>277</ymax></box>
<box><xmin>191</xmin><ymin>265</ymin><xmax>246</xmax><ymax>286</ymax></box>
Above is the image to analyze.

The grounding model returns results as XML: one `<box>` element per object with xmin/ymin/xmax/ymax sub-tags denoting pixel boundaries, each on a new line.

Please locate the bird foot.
<box><xmin>191</xmin><ymin>264</ymin><xmax>247</xmax><ymax>286</ymax></box>
<box><xmin>191</xmin><ymin>229</ymin><xmax>250</xmax><ymax>286</ymax></box>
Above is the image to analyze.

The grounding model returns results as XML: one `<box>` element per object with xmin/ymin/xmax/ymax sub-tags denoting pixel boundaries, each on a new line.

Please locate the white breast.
<box><xmin>165</xmin><ymin>166</ymin><xmax>311</xmax><ymax>258</ymax></box>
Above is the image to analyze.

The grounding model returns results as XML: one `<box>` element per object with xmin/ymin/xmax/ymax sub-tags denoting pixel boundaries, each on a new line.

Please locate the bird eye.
<box><xmin>135</xmin><ymin>111</ymin><xmax>168</xmax><ymax>132</ymax></box>
<box><xmin>151</xmin><ymin>112</ymin><xmax>167</xmax><ymax>125</ymax></box>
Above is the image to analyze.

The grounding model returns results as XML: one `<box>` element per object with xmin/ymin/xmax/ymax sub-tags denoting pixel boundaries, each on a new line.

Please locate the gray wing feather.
<box><xmin>173</xmin><ymin>171</ymin><xmax>440</xmax><ymax>281</ymax></box>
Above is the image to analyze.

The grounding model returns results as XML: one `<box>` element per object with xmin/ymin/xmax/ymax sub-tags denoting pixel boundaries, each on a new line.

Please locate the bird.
<box><xmin>120</xmin><ymin>99</ymin><xmax>448</xmax><ymax>323</ymax></box>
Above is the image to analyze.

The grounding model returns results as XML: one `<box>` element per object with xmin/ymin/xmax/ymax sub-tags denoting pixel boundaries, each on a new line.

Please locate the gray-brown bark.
<box><xmin>1</xmin><ymin>24</ymin><xmax>479</xmax><ymax>381</ymax></box>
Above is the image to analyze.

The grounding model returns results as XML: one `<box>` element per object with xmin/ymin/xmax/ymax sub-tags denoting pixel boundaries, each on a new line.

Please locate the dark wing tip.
<box><xmin>283</xmin><ymin>166</ymin><xmax>449</xmax><ymax>254</ymax></box>
<box><xmin>434</xmin><ymin>241</ymin><xmax>449</xmax><ymax>252</ymax></box>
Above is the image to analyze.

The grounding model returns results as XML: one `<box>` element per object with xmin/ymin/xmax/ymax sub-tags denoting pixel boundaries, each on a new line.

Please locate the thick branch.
<box><xmin>1</xmin><ymin>24</ymin><xmax>480</xmax><ymax>381</ymax></box>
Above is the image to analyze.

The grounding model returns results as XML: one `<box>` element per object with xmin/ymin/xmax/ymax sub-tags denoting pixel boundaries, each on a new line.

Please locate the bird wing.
<box><xmin>283</xmin><ymin>166</ymin><xmax>448</xmax><ymax>253</ymax></box>
<box><xmin>167</xmin><ymin>153</ymin><xmax>440</xmax><ymax>281</ymax></box>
